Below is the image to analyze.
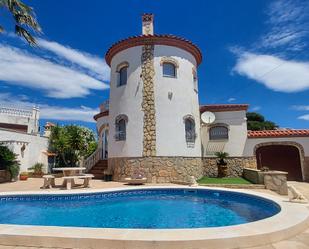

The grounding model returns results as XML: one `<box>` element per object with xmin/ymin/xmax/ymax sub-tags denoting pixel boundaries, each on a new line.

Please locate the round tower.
<box><xmin>105</xmin><ymin>14</ymin><xmax>203</xmax><ymax>183</ymax></box>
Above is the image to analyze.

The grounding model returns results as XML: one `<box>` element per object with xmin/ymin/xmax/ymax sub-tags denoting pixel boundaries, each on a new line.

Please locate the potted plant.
<box><xmin>19</xmin><ymin>172</ymin><xmax>28</xmax><ymax>181</ymax></box>
<box><xmin>28</xmin><ymin>163</ymin><xmax>44</xmax><ymax>177</ymax></box>
<box><xmin>7</xmin><ymin>163</ymin><xmax>20</xmax><ymax>182</ymax></box>
<box><xmin>214</xmin><ymin>151</ymin><xmax>229</xmax><ymax>178</ymax></box>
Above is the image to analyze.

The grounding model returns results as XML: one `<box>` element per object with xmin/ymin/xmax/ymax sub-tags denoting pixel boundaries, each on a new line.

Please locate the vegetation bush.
<box><xmin>49</xmin><ymin>125</ymin><xmax>97</xmax><ymax>167</ymax></box>
<box><xmin>214</xmin><ymin>151</ymin><xmax>229</xmax><ymax>178</ymax></box>
<box><xmin>28</xmin><ymin>162</ymin><xmax>44</xmax><ymax>175</ymax></box>
<box><xmin>247</xmin><ymin>112</ymin><xmax>278</xmax><ymax>131</ymax></box>
<box><xmin>0</xmin><ymin>145</ymin><xmax>20</xmax><ymax>180</ymax></box>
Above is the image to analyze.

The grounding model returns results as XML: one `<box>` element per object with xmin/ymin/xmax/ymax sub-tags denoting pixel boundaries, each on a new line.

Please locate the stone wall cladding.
<box><xmin>263</xmin><ymin>172</ymin><xmax>288</xmax><ymax>195</ymax></box>
<box><xmin>108</xmin><ymin>157</ymin><xmax>203</xmax><ymax>183</ymax></box>
<box><xmin>202</xmin><ymin>157</ymin><xmax>257</xmax><ymax>177</ymax></box>
<box><xmin>141</xmin><ymin>44</ymin><xmax>156</xmax><ymax>157</ymax></box>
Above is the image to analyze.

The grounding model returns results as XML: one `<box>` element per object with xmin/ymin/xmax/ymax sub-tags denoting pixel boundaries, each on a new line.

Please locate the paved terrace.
<box><xmin>0</xmin><ymin>178</ymin><xmax>308</xmax><ymax>249</ymax></box>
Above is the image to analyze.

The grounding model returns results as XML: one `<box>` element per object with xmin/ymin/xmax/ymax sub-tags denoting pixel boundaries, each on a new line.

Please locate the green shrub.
<box><xmin>0</xmin><ymin>145</ymin><xmax>20</xmax><ymax>180</ymax></box>
<box><xmin>28</xmin><ymin>163</ymin><xmax>44</xmax><ymax>174</ymax></box>
<box><xmin>8</xmin><ymin>163</ymin><xmax>20</xmax><ymax>180</ymax></box>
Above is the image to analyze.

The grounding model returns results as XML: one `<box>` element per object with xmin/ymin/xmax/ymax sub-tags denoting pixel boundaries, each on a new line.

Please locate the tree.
<box><xmin>49</xmin><ymin>125</ymin><xmax>97</xmax><ymax>167</ymax></box>
<box><xmin>0</xmin><ymin>0</ymin><xmax>41</xmax><ymax>45</ymax></box>
<box><xmin>0</xmin><ymin>145</ymin><xmax>20</xmax><ymax>179</ymax></box>
<box><xmin>247</xmin><ymin>112</ymin><xmax>278</xmax><ymax>131</ymax></box>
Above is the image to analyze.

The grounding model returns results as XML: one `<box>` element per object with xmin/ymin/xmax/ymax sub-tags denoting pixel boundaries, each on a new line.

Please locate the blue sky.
<box><xmin>0</xmin><ymin>0</ymin><xmax>308</xmax><ymax>132</ymax></box>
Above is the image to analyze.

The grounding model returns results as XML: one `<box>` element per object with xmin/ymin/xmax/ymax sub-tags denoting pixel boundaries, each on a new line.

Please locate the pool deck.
<box><xmin>0</xmin><ymin>179</ymin><xmax>308</xmax><ymax>249</ymax></box>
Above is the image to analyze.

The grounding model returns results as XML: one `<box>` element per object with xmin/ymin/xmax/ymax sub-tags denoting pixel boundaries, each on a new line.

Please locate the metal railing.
<box><xmin>185</xmin><ymin>131</ymin><xmax>196</xmax><ymax>143</ymax></box>
<box><xmin>115</xmin><ymin>131</ymin><xmax>126</xmax><ymax>141</ymax></box>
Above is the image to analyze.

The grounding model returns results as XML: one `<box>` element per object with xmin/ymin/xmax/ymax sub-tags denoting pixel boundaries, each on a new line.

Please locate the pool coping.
<box><xmin>0</xmin><ymin>186</ymin><xmax>308</xmax><ymax>249</ymax></box>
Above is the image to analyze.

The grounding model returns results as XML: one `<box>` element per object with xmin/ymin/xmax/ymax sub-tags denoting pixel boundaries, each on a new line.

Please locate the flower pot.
<box><xmin>19</xmin><ymin>175</ymin><xmax>28</xmax><ymax>181</ymax></box>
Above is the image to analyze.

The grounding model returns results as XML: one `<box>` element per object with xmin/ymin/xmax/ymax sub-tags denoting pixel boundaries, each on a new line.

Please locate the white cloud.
<box><xmin>0</xmin><ymin>44</ymin><xmax>109</xmax><ymax>98</ymax></box>
<box><xmin>0</xmin><ymin>93</ymin><xmax>98</xmax><ymax>122</ymax></box>
<box><xmin>40</xmin><ymin>105</ymin><xmax>98</xmax><ymax>123</ymax></box>
<box><xmin>37</xmin><ymin>39</ymin><xmax>110</xmax><ymax>81</ymax></box>
<box><xmin>259</xmin><ymin>0</ymin><xmax>309</xmax><ymax>51</ymax></box>
<box><xmin>298</xmin><ymin>114</ymin><xmax>309</xmax><ymax>121</ymax></box>
<box><xmin>291</xmin><ymin>105</ymin><xmax>309</xmax><ymax>111</ymax></box>
<box><xmin>233</xmin><ymin>52</ymin><xmax>309</xmax><ymax>92</ymax></box>
<box><xmin>227</xmin><ymin>97</ymin><xmax>236</xmax><ymax>103</ymax></box>
<box><xmin>250</xmin><ymin>106</ymin><xmax>261</xmax><ymax>111</ymax></box>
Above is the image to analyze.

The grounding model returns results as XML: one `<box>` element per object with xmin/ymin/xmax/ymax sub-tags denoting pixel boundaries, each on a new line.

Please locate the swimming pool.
<box><xmin>0</xmin><ymin>188</ymin><xmax>280</xmax><ymax>229</ymax></box>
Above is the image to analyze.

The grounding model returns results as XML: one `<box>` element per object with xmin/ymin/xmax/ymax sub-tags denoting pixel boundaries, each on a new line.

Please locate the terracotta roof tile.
<box><xmin>105</xmin><ymin>34</ymin><xmax>202</xmax><ymax>66</ymax></box>
<box><xmin>93</xmin><ymin>110</ymin><xmax>109</xmax><ymax>121</ymax></box>
<box><xmin>200</xmin><ymin>104</ymin><xmax>249</xmax><ymax>113</ymax></box>
<box><xmin>248</xmin><ymin>129</ymin><xmax>309</xmax><ymax>138</ymax></box>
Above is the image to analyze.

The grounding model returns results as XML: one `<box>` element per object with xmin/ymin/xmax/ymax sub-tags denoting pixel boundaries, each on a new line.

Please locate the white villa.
<box><xmin>0</xmin><ymin>106</ymin><xmax>52</xmax><ymax>175</ymax></box>
<box><xmin>89</xmin><ymin>14</ymin><xmax>309</xmax><ymax>183</ymax></box>
<box><xmin>1</xmin><ymin>14</ymin><xmax>308</xmax><ymax>183</ymax></box>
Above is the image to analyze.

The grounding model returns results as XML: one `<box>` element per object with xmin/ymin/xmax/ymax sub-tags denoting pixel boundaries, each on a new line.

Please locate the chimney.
<box><xmin>142</xmin><ymin>13</ymin><xmax>154</xmax><ymax>35</ymax></box>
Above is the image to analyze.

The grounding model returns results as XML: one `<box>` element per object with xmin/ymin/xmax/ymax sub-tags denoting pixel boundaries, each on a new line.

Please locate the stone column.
<box><xmin>141</xmin><ymin>44</ymin><xmax>156</xmax><ymax>157</ymax></box>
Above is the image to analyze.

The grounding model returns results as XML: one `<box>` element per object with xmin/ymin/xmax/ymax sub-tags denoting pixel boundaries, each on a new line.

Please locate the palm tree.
<box><xmin>0</xmin><ymin>0</ymin><xmax>41</xmax><ymax>45</ymax></box>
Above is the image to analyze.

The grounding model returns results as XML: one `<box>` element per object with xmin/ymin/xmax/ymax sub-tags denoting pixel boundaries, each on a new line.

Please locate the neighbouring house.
<box><xmin>87</xmin><ymin>14</ymin><xmax>309</xmax><ymax>183</ymax></box>
<box><xmin>0</xmin><ymin>106</ymin><xmax>54</xmax><ymax>174</ymax></box>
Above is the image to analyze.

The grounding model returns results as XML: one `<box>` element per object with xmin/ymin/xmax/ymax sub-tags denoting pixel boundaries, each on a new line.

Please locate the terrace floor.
<box><xmin>0</xmin><ymin>178</ymin><xmax>308</xmax><ymax>249</ymax></box>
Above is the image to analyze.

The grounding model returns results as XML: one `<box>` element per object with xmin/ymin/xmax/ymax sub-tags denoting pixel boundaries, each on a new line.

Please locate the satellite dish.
<box><xmin>201</xmin><ymin>111</ymin><xmax>216</xmax><ymax>124</ymax></box>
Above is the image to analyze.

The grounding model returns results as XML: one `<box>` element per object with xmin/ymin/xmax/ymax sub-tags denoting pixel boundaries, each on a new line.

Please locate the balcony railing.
<box><xmin>0</xmin><ymin>106</ymin><xmax>33</xmax><ymax>118</ymax></box>
<box><xmin>115</xmin><ymin>131</ymin><xmax>126</xmax><ymax>141</ymax></box>
<box><xmin>185</xmin><ymin>131</ymin><xmax>196</xmax><ymax>143</ymax></box>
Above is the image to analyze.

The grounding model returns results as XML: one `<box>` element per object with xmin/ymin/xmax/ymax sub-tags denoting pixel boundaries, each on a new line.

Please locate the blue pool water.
<box><xmin>0</xmin><ymin>189</ymin><xmax>280</xmax><ymax>229</ymax></box>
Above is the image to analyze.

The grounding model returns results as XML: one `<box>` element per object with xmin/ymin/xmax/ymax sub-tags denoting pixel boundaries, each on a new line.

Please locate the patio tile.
<box><xmin>244</xmin><ymin>245</ymin><xmax>275</xmax><ymax>249</ymax></box>
<box><xmin>272</xmin><ymin>240</ymin><xmax>309</xmax><ymax>249</ymax></box>
<box><xmin>292</xmin><ymin>233</ymin><xmax>309</xmax><ymax>246</ymax></box>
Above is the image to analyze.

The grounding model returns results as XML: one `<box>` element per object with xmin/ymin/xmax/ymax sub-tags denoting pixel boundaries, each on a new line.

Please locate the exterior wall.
<box><xmin>244</xmin><ymin>137</ymin><xmax>309</xmax><ymax>181</ymax></box>
<box><xmin>243</xmin><ymin>137</ymin><xmax>309</xmax><ymax>156</ymax></box>
<box><xmin>108</xmin><ymin>157</ymin><xmax>203</xmax><ymax>183</ymax></box>
<box><xmin>0</xmin><ymin>106</ymin><xmax>39</xmax><ymax>134</ymax></box>
<box><xmin>109</xmin><ymin>46</ymin><xmax>144</xmax><ymax>157</ymax></box>
<box><xmin>202</xmin><ymin>157</ymin><xmax>257</xmax><ymax>177</ymax></box>
<box><xmin>0</xmin><ymin>129</ymin><xmax>49</xmax><ymax>173</ymax></box>
<box><xmin>108</xmin><ymin>45</ymin><xmax>201</xmax><ymax>158</ymax></box>
<box><xmin>201</xmin><ymin>110</ymin><xmax>248</xmax><ymax>157</ymax></box>
<box><xmin>154</xmin><ymin>45</ymin><xmax>201</xmax><ymax>157</ymax></box>
<box><xmin>96</xmin><ymin>116</ymin><xmax>109</xmax><ymax>146</ymax></box>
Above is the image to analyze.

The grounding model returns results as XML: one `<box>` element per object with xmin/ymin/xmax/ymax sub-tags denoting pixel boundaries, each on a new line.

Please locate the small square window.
<box><xmin>163</xmin><ymin>63</ymin><xmax>176</xmax><ymax>78</ymax></box>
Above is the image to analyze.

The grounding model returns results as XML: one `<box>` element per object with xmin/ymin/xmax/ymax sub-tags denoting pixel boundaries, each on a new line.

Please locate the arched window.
<box><xmin>119</xmin><ymin>66</ymin><xmax>127</xmax><ymax>86</ymax></box>
<box><xmin>209</xmin><ymin>126</ymin><xmax>228</xmax><ymax>140</ymax></box>
<box><xmin>116</xmin><ymin>62</ymin><xmax>129</xmax><ymax>87</ymax></box>
<box><xmin>163</xmin><ymin>62</ymin><xmax>176</xmax><ymax>78</ymax></box>
<box><xmin>184</xmin><ymin>117</ymin><xmax>196</xmax><ymax>143</ymax></box>
<box><xmin>115</xmin><ymin>115</ymin><xmax>128</xmax><ymax>141</ymax></box>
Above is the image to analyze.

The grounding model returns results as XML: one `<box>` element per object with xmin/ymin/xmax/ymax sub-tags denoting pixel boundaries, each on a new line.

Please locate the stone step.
<box><xmin>91</xmin><ymin>165</ymin><xmax>107</xmax><ymax>170</ymax></box>
<box><xmin>92</xmin><ymin>174</ymin><xmax>104</xmax><ymax>179</ymax></box>
<box><xmin>89</xmin><ymin>169</ymin><xmax>105</xmax><ymax>174</ymax></box>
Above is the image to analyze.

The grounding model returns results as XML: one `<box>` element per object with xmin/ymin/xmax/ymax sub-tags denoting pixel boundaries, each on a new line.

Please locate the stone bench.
<box><xmin>41</xmin><ymin>175</ymin><xmax>56</xmax><ymax>189</ymax></box>
<box><xmin>62</xmin><ymin>174</ymin><xmax>94</xmax><ymax>190</ymax></box>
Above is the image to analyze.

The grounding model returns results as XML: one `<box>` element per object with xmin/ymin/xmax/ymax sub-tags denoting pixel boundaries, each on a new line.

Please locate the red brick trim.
<box><xmin>248</xmin><ymin>130</ymin><xmax>309</xmax><ymax>138</ymax></box>
<box><xmin>93</xmin><ymin>110</ymin><xmax>109</xmax><ymax>121</ymax></box>
<box><xmin>105</xmin><ymin>35</ymin><xmax>202</xmax><ymax>66</ymax></box>
<box><xmin>200</xmin><ymin>104</ymin><xmax>249</xmax><ymax>113</ymax></box>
